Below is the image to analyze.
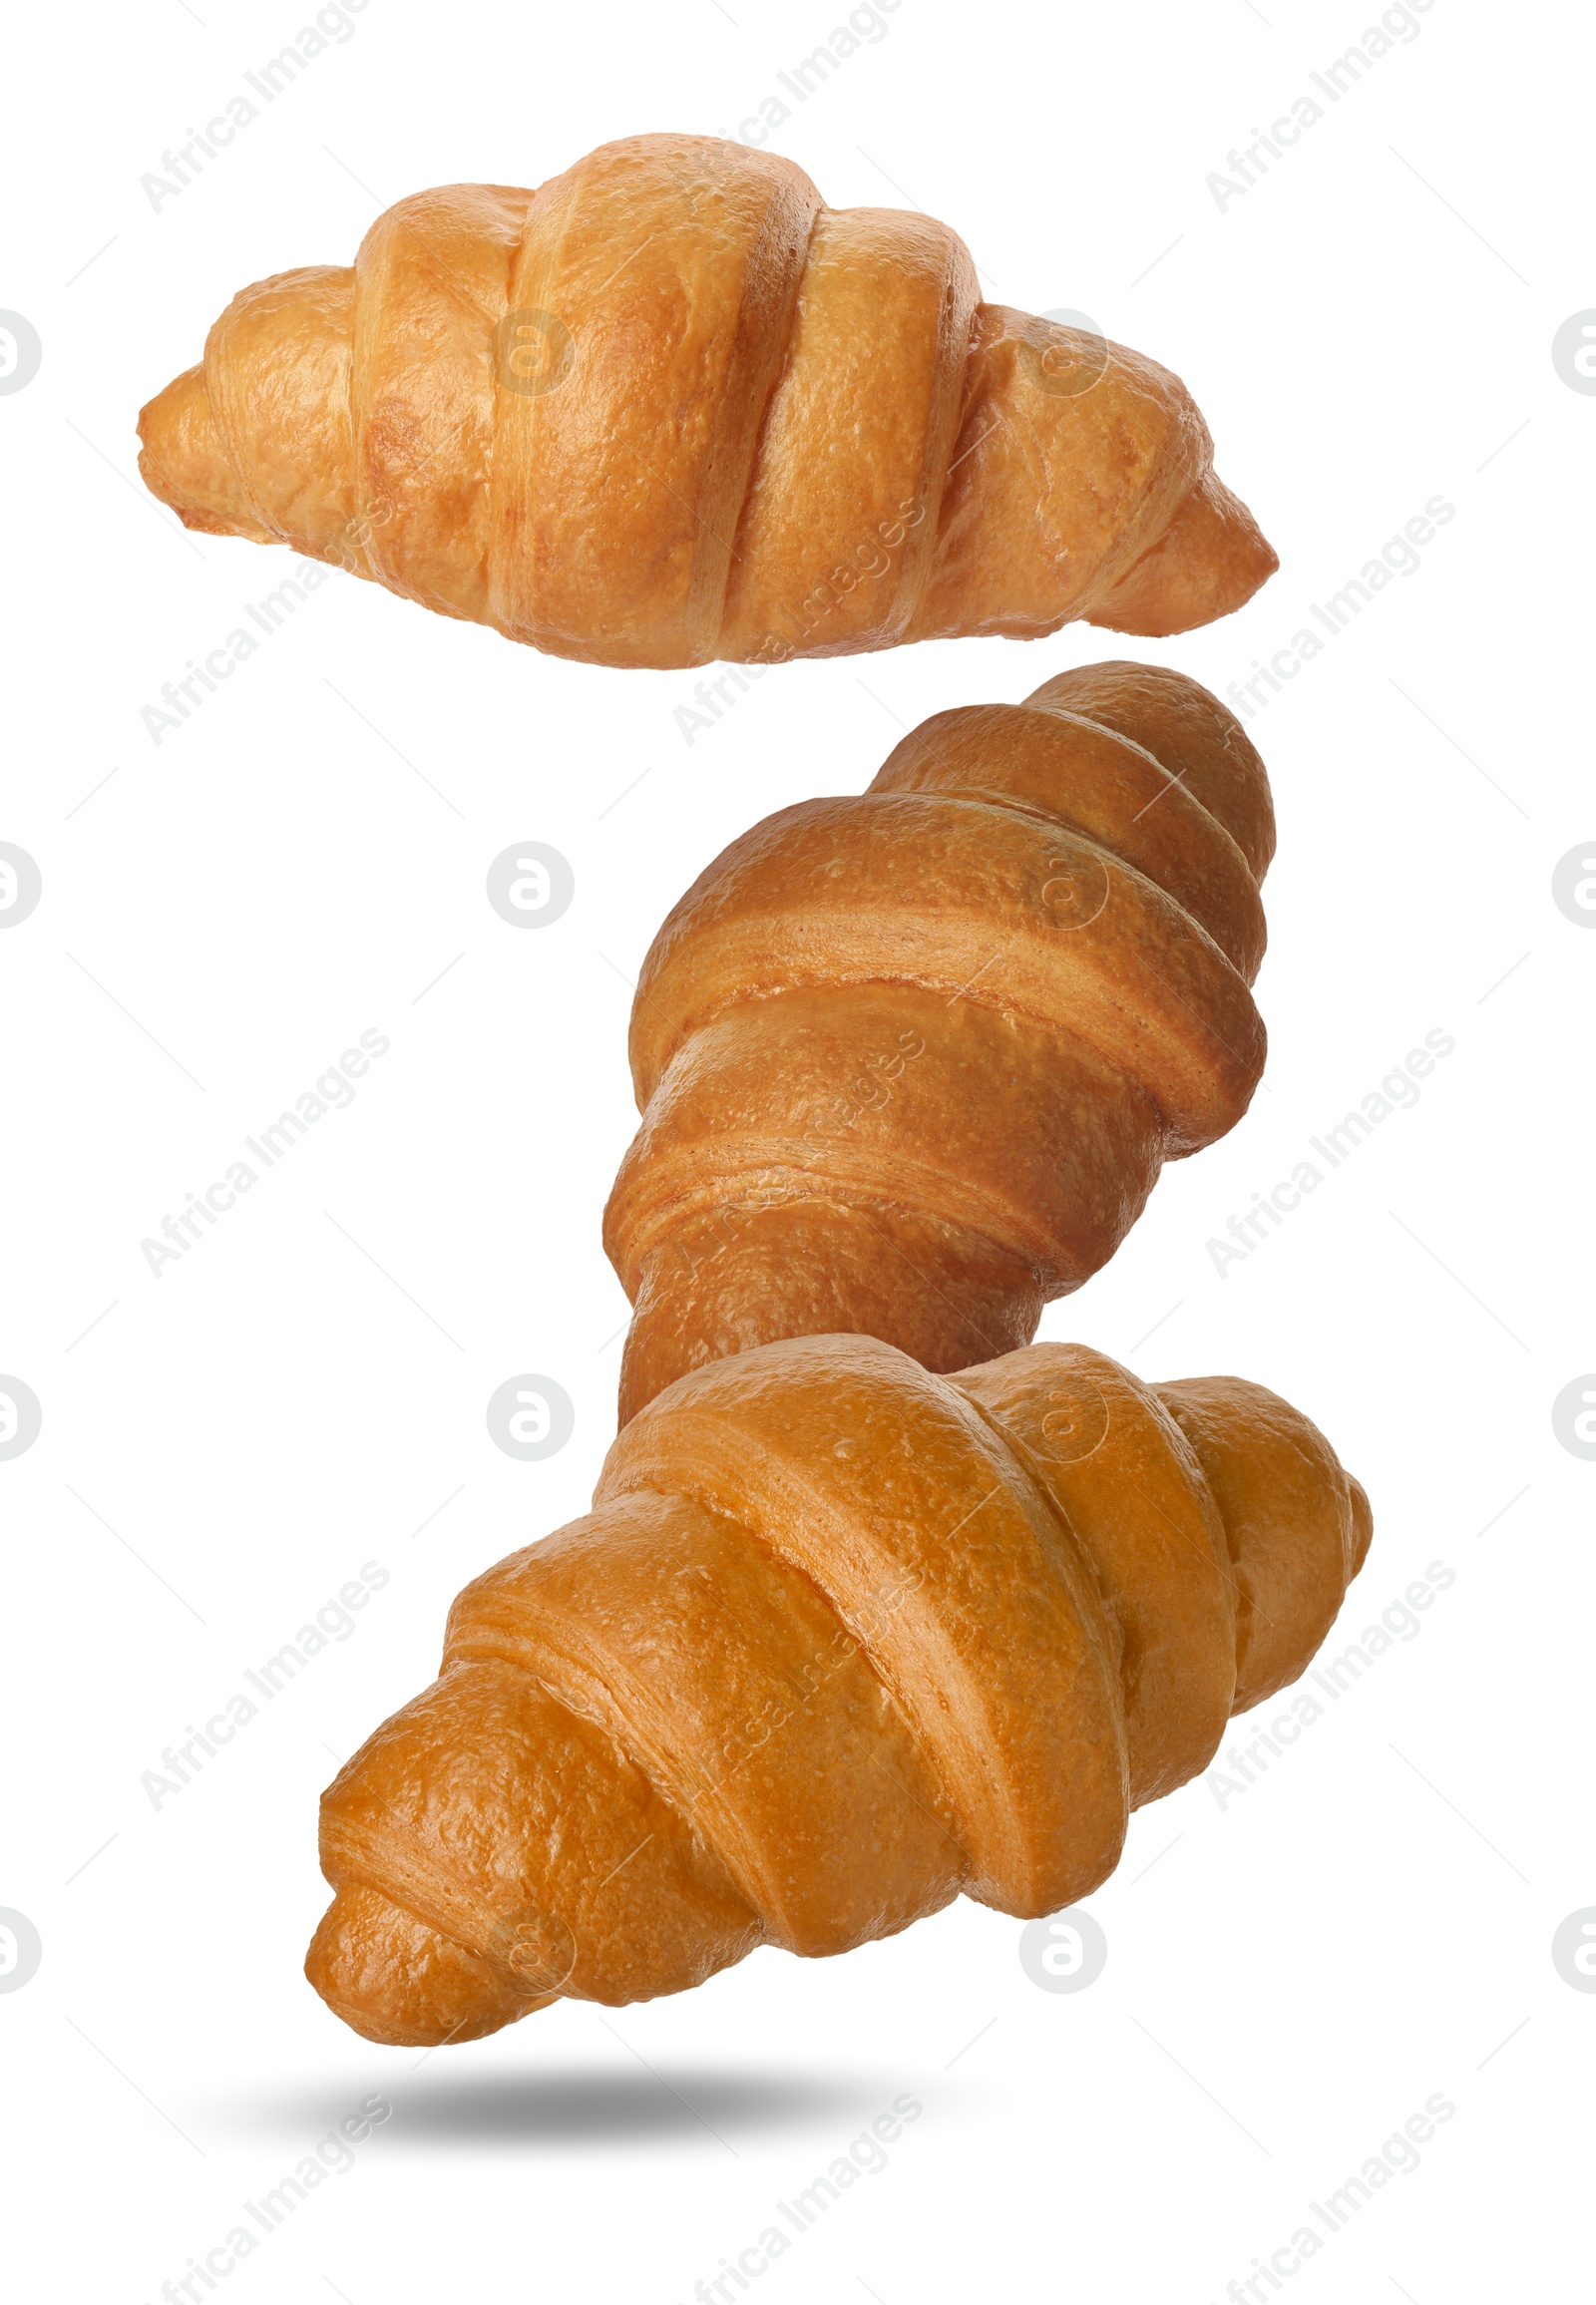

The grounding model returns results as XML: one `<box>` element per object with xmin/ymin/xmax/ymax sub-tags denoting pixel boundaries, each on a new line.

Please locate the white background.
<box><xmin>2</xmin><ymin>0</ymin><xmax>1590</xmax><ymax>2297</ymax></box>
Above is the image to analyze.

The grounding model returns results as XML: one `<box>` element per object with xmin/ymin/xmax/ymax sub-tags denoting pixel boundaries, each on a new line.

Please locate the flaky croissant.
<box><xmin>307</xmin><ymin>1332</ymin><xmax>1370</xmax><ymax>2045</ymax></box>
<box><xmin>137</xmin><ymin>134</ymin><xmax>1276</xmax><ymax>668</ymax></box>
<box><xmin>606</xmin><ymin>660</ymin><xmax>1272</xmax><ymax>1422</ymax></box>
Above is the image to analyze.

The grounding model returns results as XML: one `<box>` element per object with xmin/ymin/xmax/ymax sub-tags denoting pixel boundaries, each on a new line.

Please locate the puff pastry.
<box><xmin>607</xmin><ymin>659</ymin><xmax>1272</xmax><ymax>1420</ymax></box>
<box><xmin>307</xmin><ymin>1333</ymin><xmax>1369</xmax><ymax>2045</ymax></box>
<box><xmin>138</xmin><ymin>135</ymin><xmax>1276</xmax><ymax>667</ymax></box>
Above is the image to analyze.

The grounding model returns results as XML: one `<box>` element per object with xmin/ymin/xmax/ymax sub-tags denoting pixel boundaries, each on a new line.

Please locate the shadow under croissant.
<box><xmin>224</xmin><ymin>2062</ymin><xmax>899</xmax><ymax>2148</ymax></box>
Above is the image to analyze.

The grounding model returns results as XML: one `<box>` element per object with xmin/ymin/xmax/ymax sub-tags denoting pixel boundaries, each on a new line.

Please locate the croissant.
<box><xmin>307</xmin><ymin>1332</ymin><xmax>1369</xmax><ymax>2045</ymax></box>
<box><xmin>137</xmin><ymin>134</ymin><xmax>1276</xmax><ymax>668</ymax></box>
<box><xmin>605</xmin><ymin>659</ymin><xmax>1272</xmax><ymax>1422</ymax></box>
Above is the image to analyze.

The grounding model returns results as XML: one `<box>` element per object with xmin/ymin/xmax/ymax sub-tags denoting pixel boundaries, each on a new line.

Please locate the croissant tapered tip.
<box><xmin>306</xmin><ymin>1882</ymin><xmax>557</xmax><ymax>2048</ymax></box>
<box><xmin>1347</xmin><ymin>1473</ymin><xmax>1375</xmax><ymax>1576</ymax></box>
<box><xmin>137</xmin><ymin>362</ymin><xmax>274</xmax><ymax>542</ymax></box>
<box><xmin>1086</xmin><ymin>471</ymin><xmax>1278</xmax><ymax>637</ymax></box>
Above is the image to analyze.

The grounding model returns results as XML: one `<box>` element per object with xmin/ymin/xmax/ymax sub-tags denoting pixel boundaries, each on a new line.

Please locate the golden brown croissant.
<box><xmin>137</xmin><ymin>134</ymin><xmax>1276</xmax><ymax>667</ymax></box>
<box><xmin>307</xmin><ymin>1332</ymin><xmax>1370</xmax><ymax>2046</ymax></box>
<box><xmin>605</xmin><ymin>659</ymin><xmax>1272</xmax><ymax>1422</ymax></box>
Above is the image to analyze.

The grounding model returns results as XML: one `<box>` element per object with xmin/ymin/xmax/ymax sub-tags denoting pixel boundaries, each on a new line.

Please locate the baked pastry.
<box><xmin>606</xmin><ymin>659</ymin><xmax>1272</xmax><ymax>1421</ymax></box>
<box><xmin>306</xmin><ymin>1333</ymin><xmax>1370</xmax><ymax>2045</ymax></box>
<box><xmin>137</xmin><ymin>134</ymin><xmax>1276</xmax><ymax>667</ymax></box>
